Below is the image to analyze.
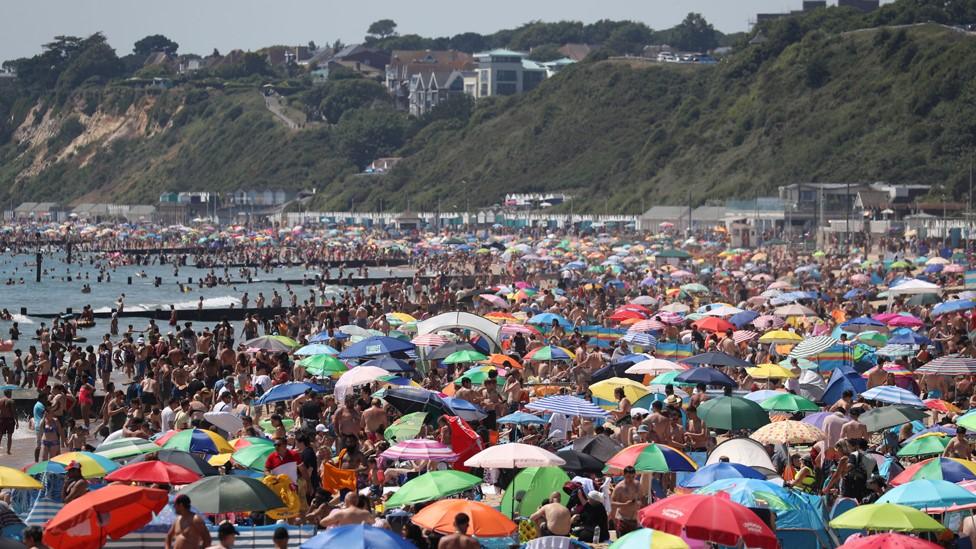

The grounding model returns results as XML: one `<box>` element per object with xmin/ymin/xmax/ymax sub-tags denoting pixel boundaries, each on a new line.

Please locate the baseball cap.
<box><xmin>315</xmin><ymin>424</ymin><xmax>327</xmax><ymax>433</ymax></box>
<box><xmin>637</xmin><ymin>425</ymin><xmax>650</xmax><ymax>433</ymax></box>
<box><xmin>587</xmin><ymin>490</ymin><xmax>604</xmax><ymax>504</ymax></box>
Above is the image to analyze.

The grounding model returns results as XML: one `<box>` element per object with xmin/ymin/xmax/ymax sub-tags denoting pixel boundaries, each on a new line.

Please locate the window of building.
<box><xmin>497</xmin><ymin>82</ymin><xmax>517</xmax><ymax>95</ymax></box>
<box><xmin>496</xmin><ymin>70</ymin><xmax>518</xmax><ymax>82</ymax></box>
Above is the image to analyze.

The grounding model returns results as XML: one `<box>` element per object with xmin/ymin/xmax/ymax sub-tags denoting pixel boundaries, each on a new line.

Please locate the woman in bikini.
<box><xmin>40</xmin><ymin>410</ymin><xmax>63</xmax><ymax>460</ymax></box>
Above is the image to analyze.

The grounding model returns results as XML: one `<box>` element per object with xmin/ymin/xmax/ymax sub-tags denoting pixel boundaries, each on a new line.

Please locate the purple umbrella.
<box><xmin>802</xmin><ymin>411</ymin><xmax>835</xmax><ymax>430</ymax></box>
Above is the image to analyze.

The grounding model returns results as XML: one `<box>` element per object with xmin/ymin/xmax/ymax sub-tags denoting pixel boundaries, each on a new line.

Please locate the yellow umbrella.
<box><xmin>0</xmin><ymin>465</ymin><xmax>43</xmax><ymax>489</ymax></box>
<box><xmin>388</xmin><ymin>312</ymin><xmax>417</xmax><ymax>324</ymax></box>
<box><xmin>746</xmin><ymin>364</ymin><xmax>798</xmax><ymax>379</ymax></box>
<box><xmin>757</xmin><ymin>330</ymin><xmax>802</xmax><ymax>345</ymax></box>
<box><xmin>208</xmin><ymin>453</ymin><xmax>233</xmax><ymax>467</ymax></box>
<box><xmin>591</xmin><ymin>377</ymin><xmax>650</xmax><ymax>403</ymax></box>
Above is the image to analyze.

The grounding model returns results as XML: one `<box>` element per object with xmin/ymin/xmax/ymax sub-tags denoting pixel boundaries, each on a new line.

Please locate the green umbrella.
<box><xmin>680</xmin><ymin>283</ymin><xmax>710</xmax><ymax>294</ymax></box>
<box><xmin>760</xmin><ymin>393</ymin><xmax>820</xmax><ymax>413</ymax></box>
<box><xmin>778</xmin><ymin>357</ymin><xmax>817</xmax><ymax>370</ymax></box>
<box><xmin>385</xmin><ymin>470</ymin><xmax>481</xmax><ymax>508</ymax></box>
<box><xmin>650</xmin><ymin>371</ymin><xmax>695</xmax><ymax>387</ymax></box>
<box><xmin>299</xmin><ymin>354</ymin><xmax>348</xmax><ymax>377</ymax></box>
<box><xmin>178</xmin><ymin>475</ymin><xmax>284</xmax><ymax>513</ymax></box>
<box><xmin>697</xmin><ymin>396</ymin><xmax>770</xmax><ymax>431</ymax></box>
<box><xmin>385</xmin><ymin>412</ymin><xmax>427</xmax><ymax>443</ymax></box>
<box><xmin>856</xmin><ymin>331</ymin><xmax>888</xmax><ymax>348</ymax></box>
<box><xmin>95</xmin><ymin>437</ymin><xmax>161</xmax><ymax>460</ymax></box>
<box><xmin>232</xmin><ymin>444</ymin><xmax>274</xmax><ymax>471</ymax></box>
<box><xmin>443</xmin><ymin>350</ymin><xmax>489</xmax><ymax>364</ymax></box>
<box><xmin>828</xmin><ymin>502</ymin><xmax>947</xmax><ymax>532</ymax></box>
<box><xmin>454</xmin><ymin>367</ymin><xmax>505</xmax><ymax>386</ymax></box>
<box><xmin>259</xmin><ymin>417</ymin><xmax>295</xmax><ymax>432</ymax></box>
<box><xmin>897</xmin><ymin>435</ymin><xmax>950</xmax><ymax>458</ymax></box>
<box><xmin>500</xmin><ymin>467</ymin><xmax>570</xmax><ymax>517</ymax></box>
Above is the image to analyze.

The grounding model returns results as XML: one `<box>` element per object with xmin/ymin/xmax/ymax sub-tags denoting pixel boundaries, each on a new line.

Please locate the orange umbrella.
<box><xmin>411</xmin><ymin>499</ymin><xmax>517</xmax><ymax>537</ymax></box>
<box><xmin>44</xmin><ymin>484</ymin><xmax>168</xmax><ymax>549</ymax></box>
<box><xmin>483</xmin><ymin>354</ymin><xmax>523</xmax><ymax>369</ymax></box>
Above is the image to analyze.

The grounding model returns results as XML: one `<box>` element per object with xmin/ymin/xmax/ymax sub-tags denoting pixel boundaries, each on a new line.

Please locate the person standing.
<box><xmin>438</xmin><ymin>513</ymin><xmax>479</xmax><ymax>549</ymax></box>
<box><xmin>165</xmin><ymin>494</ymin><xmax>211</xmax><ymax>549</ymax></box>
<box><xmin>0</xmin><ymin>389</ymin><xmax>16</xmax><ymax>455</ymax></box>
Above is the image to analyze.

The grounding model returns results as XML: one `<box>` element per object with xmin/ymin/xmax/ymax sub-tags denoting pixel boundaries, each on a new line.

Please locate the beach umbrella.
<box><xmin>860</xmin><ymin>405</ymin><xmax>927</xmax><ymax>432</ymax></box>
<box><xmin>610</xmin><ymin>529</ymin><xmax>689</xmax><ymax>549</ymax></box>
<box><xmin>789</xmin><ymin>336</ymin><xmax>838</xmax><ymax>358</ymax></box>
<box><xmin>933</xmin><ymin>299</ymin><xmax>976</xmax><ymax>316</ymax></box>
<box><xmin>243</xmin><ymin>335</ymin><xmax>298</xmax><ymax>351</ymax></box>
<box><xmin>775</xmin><ymin>304</ymin><xmax>816</xmax><ymax>317</ymax></box>
<box><xmin>744</xmin><ymin>389</ymin><xmax>783</xmax><ymax>402</ymax></box>
<box><xmin>528</xmin><ymin>313</ymin><xmax>572</xmax><ymax>328</ymax></box>
<box><xmin>526</xmin><ymin>395</ymin><xmax>609</xmax><ymax>418</ymax></box>
<box><xmin>682</xmin><ymin>352</ymin><xmax>750</xmax><ymax>368</ymax></box>
<box><xmin>381</xmin><ymin>439</ymin><xmax>459</xmax><ymax>463</ymax></box>
<box><xmin>160</xmin><ymin>428</ymin><xmax>234</xmax><ymax>455</ymax></box>
<box><xmin>335</xmin><ymin>366</ymin><xmax>391</xmax><ymax>401</ymax></box>
<box><xmin>383</xmin><ymin>412</ymin><xmax>427</xmax><ymax>443</ymax></box>
<box><xmin>0</xmin><ymin>466</ymin><xmax>42</xmax><ymax>489</ymax></box>
<box><xmin>760</xmin><ymin>393</ymin><xmax>819</xmax><ymax>412</ymax></box>
<box><xmin>294</xmin><ymin>343</ymin><xmax>340</xmax><ymax>356</ymax></box>
<box><xmin>203</xmin><ymin>411</ymin><xmax>244</xmax><ymax>434</ymax></box>
<box><xmin>692</xmin><ymin>317</ymin><xmax>734</xmax><ymax>333</ymax></box>
<box><xmin>877</xmin><ymin>478</ymin><xmax>976</xmax><ymax>509</ymax></box>
<box><xmin>750</xmin><ymin>421</ymin><xmax>825</xmax><ymax>445</ymax></box>
<box><xmin>229</xmin><ymin>436</ymin><xmax>274</xmax><ymax>451</ymax></box>
<box><xmin>955</xmin><ymin>411</ymin><xmax>976</xmax><ymax>431</ymax></box>
<box><xmin>362</xmin><ymin>357</ymin><xmax>414</xmax><ymax>373</ymax></box>
<box><xmin>837</xmin><ymin>533</ymin><xmax>940</xmax><ymax>549</ymax></box>
<box><xmin>254</xmin><ymin>381</ymin><xmax>324</xmax><ymax>405</ymax></box>
<box><xmin>696</xmin><ymin>396</ymin><xmax>769</xmax><ymax>431</ymax></box>
<box><xmin>625</xmin><ymin>358</ymin><xmax>684</xmax><ymax>375</ymax></box>
<box><xmin>605</xmin><ymin>443</ymin><xmax>698</xmax><ymax>474</ymax></box>
<box><xmin>916</xmin><ymin>355</ymin><xmax>976</xmax><ymax>376</ymax></box>
<box><xmin>524</xmin><ymin>345</ymin><xmax>575</xmax><ymax>361</ymax></box>
<box><xmin>757</xmin><ymin>330</ymin><xmax>802</xmax><ymax>344</ymax></box>
<box><xmin>383</xmin><ymin>470</ymin><xmax>480</xmax><ymax>509</ymax></box>
<box><xmin>501</xmin><ymin>466</ymin><xmax>570</xmax><ymax>517</ymax></box>
<box><xmin>890</xmin><ymin>457</ymin><xmax>976</xmax><ymax>485</ymax></box>
<box><xmin>498</xmin><ymin>411</ymin><xmax>546</xmax><ymax>426</ymax></box>
<box><xmin>464</xmin><ymin>443</ymin><xmax>564</xmax><ymax>468</ymax></box>
<box><xmin>556</xmin><ymin>448</ymin><xmax>605</xmax><ymax>474</ymax></box>
<box><xmin>638</xmin><ymin>494</ymin><xmax>778</xmax><ymax>549</ymax></box>
<box><xmin>483</xmin><ymin>354</ymin><xmax>523</xmax><ymax>369</ymax></box>
<box><xmin>94</xmin><ymin>437</ymin><xmax>160</xmax><ymax>460</ymax></box>
<box><xmin>678</xmin><ymin>462</ymin><xmax>765</xmax><ymax>489</ymax></box>
<box><xmin>377</xmin><ymin>387</ymin><xmax>450</xmax><ymax>421</ymax></box>
<box><xmin>231</xmin><ymin>444</ymin><xmax>274</xmax><ymax>470</ymax></box>
<box><xmin>675</xmin><ymin>367</ymin><xmax>737</xmax><ymax>388</ymax></box>
<box><xmin>896</xmin><ymin>435</ymin><xmax>949</xmax><ymax>458</ymax></box>
<box><xmin>905</xmin><ymin>425</ymin><xmax>956</xmax><ymax>443</ymax></box>
<box><xmin>694</xmin><ymin>478</ymin><xmax>795</xmax><ymax>510</ymax></box>
<box><xmin>753</xmin><ymin>315</ymin><xmax>785</xmax><ymax>330</ymax></box>
<box><xmin>299</xmin><ymin>354</ymin><xmax>348</xmax><ymax>376</ymax></box>
<box><xmin>301</xmin><ymin>523</ymin><xmax>416</xmax><ymax>549</ymax></box>
<box><xmin>621</xmin><ymin>332</ymin><xmax>657</xmax><ymax>347</ymax></box>
<box><xmin>178</xmin><ymin>475</ymin><xmax>284</xmax><ymax>513</ymax></box>
<box><xmin>29</xmin><ymin>452</ymin><xmax>119</xmax><ymax>479</ymax></box>
<box><xmin>828</xmin><ymin>503</ymin><xmax>946</xmax><ymax>532</ymax></box>
<box><xmin>452</xmin><ymin>367</ymin><xmax>502</xmax><ymax>387</ymax></box>
<box><xmin>338</xmin><ymin>336</ymin><xmax>415</xmax><ymax>359</ymax></box>
<box><xmin>573</xmin><ymin>434</ymin><xmax>625</xmax><ymax>462</ymax></box>
<box><xmin>131</xmin><ymin>449</ymin><xmax>219</xmax><ymax>476</ymax></box>
<box><xmin>525</xmin><ymin>537</ymin><xmax>593</xmax><ymax>549</ymax></box>
<box><xmin>746</xmin><ymin>363</ymin><xmax>797</xmax><ymax>379</ymax></box>
<box><xmin>861</xmin><ymin>385</ymin><xmax>924</xmax><ymax>407</ymax></box>
<box><xmin>443</xmin><ymin>349</ymin><xmax>489</xmax><ymax>364</ymax></box>
<box><xmin>411</xmin><ymin>499</ymin><xmax>517</xmax><ymax>537</ymax></box>
<box><xmin>590</xmin><ymin>377</ymin><xmax>650</xmax><ymax>402</ymax></box>
<box><xmin>104</xmin><ymin>460</ymin><xmax>201</xmax><ymax>485</ymax></box>
<box><xmin>411</xmin><ymin>333</ymin><xmax>448</xmax><ymax>347</ymax></box>
<box><xmin>429</xmin><ymin>342</ymin><xmax>479</xmax><ymax>361</ymax></box>
<box><xmin>43</xmin><ymin>485</ymin><xmax>168</xmax><ymax>549</ymax></box>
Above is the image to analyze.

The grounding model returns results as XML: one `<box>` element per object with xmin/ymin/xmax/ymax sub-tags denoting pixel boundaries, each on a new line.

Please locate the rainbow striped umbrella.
<box><xmin>28</xmin><ymin>451</ymin><xmax>119</xmax><ymax>479</ymax></box>
<box><xmin>891</xmin><ymin>457</ymin><xmax>976</xmax><ymax>486</ymax></box>
<box><xmin>160</xmin><ymin>429</ymin><xmax>234</xmax><ymax>455</ymax></box>
<box><xmin>605</xmin><ymin>443</ymin><xmax>698</xmax><ymax>474</ymax></box>
<box><xmin>229</xmin><ymin>436</ymin><xmax>275</xmax><ymax>451</ymax></box>
<box><xmin>380</xmin><ymin>439</ymin><xmax>459</xmax><ymax>463</ymax></box>
<box><xmin>524</xmin><ymin>345</ymin><xmax>576</xmax><ymax>361</ymax></box>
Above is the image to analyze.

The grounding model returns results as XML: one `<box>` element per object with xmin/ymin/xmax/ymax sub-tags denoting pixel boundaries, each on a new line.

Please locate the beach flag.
<box><xmin>966</xmin><ymin>270</ymin><xmax>976</xmax><ymax>289</ymax></box>
<box><xmin>655</xmin><ymin>342</ymin><xmax>694</xmax><ymax>360</ymax></box>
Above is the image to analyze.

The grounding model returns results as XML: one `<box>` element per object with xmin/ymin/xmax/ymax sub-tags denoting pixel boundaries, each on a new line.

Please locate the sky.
<box><xmin>1</xmin><ymin>0</ymin><xmax>892</xmax><ymax>61</ymax></box>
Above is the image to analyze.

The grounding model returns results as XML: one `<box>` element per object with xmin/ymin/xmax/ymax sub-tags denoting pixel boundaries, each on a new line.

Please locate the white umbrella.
<box><xmin>659</xmin><ymin>303</ymin><xmax>690</xmax><ymax>314</ymax></box>
<box><xmin>625</xmin><ymin>358</ymin><xmax>685</xmax><ymax>375</ymax></box>
<box><xmin>703</xmin><ymin>305</ymin><xmax>744</xmax><ymax>317</ymax></box>
<box><xmin>774</xmin><ymin>304</ymin><xmax>817</xmax><ymax>317</ymax></box>
<box><xmin>335</xmin><ymin>366</ymin><xmax>390</xmax><ymax>401</ymax></box>
<box><xmin>464</xmin><ymin>443</ymin><xmax>565</xmax><ymax>468</ymax></box>
<box><xmin>204</xmin><ymin>412</ymin><xmax>244</xmax><ymax>433</ymax></box>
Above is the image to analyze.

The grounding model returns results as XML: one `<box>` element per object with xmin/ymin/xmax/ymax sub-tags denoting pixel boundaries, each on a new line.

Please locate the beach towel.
<box><xmin>320</xmin><ymin>448</ymin><xmax>357</xmax><ymax>494</ymax></box>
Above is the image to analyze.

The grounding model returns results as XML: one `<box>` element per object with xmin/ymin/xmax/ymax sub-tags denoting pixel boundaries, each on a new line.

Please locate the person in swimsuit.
<box><xmin>40</xmin><ymin>410</ymin><xmax>63</xmax><ymax>460</ymax></box>
<box><xmin>165</xmin><ymin>494</ymin><xmax>211</xmax><ymax>549</ymax></box>
<box><xmin>0</xmin><ymin>389</ymin><xmax>16</xmax><ymax>455</ymax></box>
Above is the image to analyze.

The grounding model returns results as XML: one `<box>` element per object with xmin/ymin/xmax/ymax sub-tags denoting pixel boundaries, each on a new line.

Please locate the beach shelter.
<box><xmin>500</xmin><ymin>467</ymin><xmax>570</xmax><ymax>517</ymax></box>
<box><xmin>821</xmin><ymin>365</ymin><xmax>866</xmax><ymax>405</ymax></box>
<box><xmin>704</xmin><ymin>438</ymin><xmax>776</xmax><ymax>472</ymax></box>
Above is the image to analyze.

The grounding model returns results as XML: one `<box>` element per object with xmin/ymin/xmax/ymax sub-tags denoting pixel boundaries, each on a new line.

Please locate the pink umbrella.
<box><xmin>412</xmin><ymin>333</ymin><xmax>448</xmax><ymax>347</ymax></box>
<box><xmin>514</xmin><ymin>281</ymin><xmax>534</xmax><ymax>289</ymax></box>
<box><xmin>656</xmin><ymin>312</ymin><xmax>685</xmax><ymax>325</ymax></box>
<box><xmin>945</xmin><ymin>264</ymin><xmax>965</xmax><ymax>273</ymax></box>
<box><xmin>380</xmin><ymin>439</ymin><xmax>459</xmax><ymax>463</ymax></box>
<box><xmin>887</xmin><ymin>315</ymin><xmax>924</xmax><ymax>328</ymax></box>
<box><xmin>873</xmin><ymin>312</ymin><xmax>900</xmax><ymax>323</ymax></box>
<box><xmin>733</xmin><ymin>330</ymin><xmax>759</xmax><ymax>344</ymax></box>
<box><xmin>478</xmin><ymin>294</ymin><xmax>509</xmax><ymax>308</ymax></box>
<box><xmin>500</xmin><ymin>324</ymin><xmax>538</xmax><ymax>336</ymax></box>
<box><xmin>851</xmin><ymin>274</ymin><xmax>870</xmax><ymax>285</ymax></box>
<box><xmin>752</xmin><ymin>315</ymin><xmax>785</xmax><ymax>329</ymax></box>
<box><xmin>670</xmin><ymin>270</ymin><xmax>694</xmax><ymax>279</ymax></box>
<box><xmin>768</xmin><ymin>281</ymin><xmax>793</xmax><ymax>290</ymax></box>
<box><xmin>630</xmin><ymin>319</ymin><xmax>667</xmax><ymax>332</ymax></box>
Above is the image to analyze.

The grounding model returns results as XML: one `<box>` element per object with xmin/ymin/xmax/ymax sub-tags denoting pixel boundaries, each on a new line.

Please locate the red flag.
<box><xmin>446</xmin><ymin>416</ymin><xmax>483</xmax><ymax>472</ymax></box>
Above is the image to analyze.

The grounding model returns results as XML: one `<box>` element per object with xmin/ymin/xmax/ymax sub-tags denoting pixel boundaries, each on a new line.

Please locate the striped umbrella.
<box><xmin>622</xmin><ymin>332</ymin><xmax>657</xmax><ymax>347</ymax></box>
<box><xmin>861</xmin><ymin>386</ymin><xmax>925</xmax><ymax>407</ymax></box>
<box><xmin>412</xmin><ymin>333</ymin><xmax>449</xmax><ymax>347</ymax></box>
<box><xmin>789</xmin><ymin>336</ymin><xmax>838</xmax><ymax>358</ymax></box>
<box><xmin>629</xmin><ymin>319</ymin><xmax>667</xmax><ymax>332</ymax></box>
<box><xmin>29</xmin><ymin>451</ymin><xmax>119</xmax><ymax>479</ymax></box>
<box><xmin>892</xmin><ymin>457</ymin><xmax>976</xmax><ymax>485</ymax></box>
<box><xmin>381</xmin><ymin>439</ymin><xmax>459</xmax><ymax>462</ymax></box>
<box><xmin>916</xmin><ymin>356</ymin><xmax>976</xmax><ymax>376</ymax></box>
<box><xmin>94</xmin><ymin>437</ymin><xmax>160</xmax><ymax>460</ymax></box>
<box><xmin>524</xmin><ymin>345</ymin><xmax>575</xmax><ymax>361</ymax></box>
<box><xmin>500</xmin><ymin>323</ymin><xmax>540</xmax><ymax>336</ymax></box>
<box><xmin>159</xmin><ymin>429</ymin><xmax>234</xmax><ymax>455</ymax></box>
<box><xmin>525</xmin><ymin>395</ymin><xmax>609</xmax><ymax>418</ymax></box>
<box><xmin>752</xmin><ymin>315</ymin><xmax>785</xmax><ymax>330</ymax></box>
<box><xmin>605</xmin><ymin>443</ymin><xmax>698</xmax><ymax>473</ymax></box>
<box><xmin>733</xmin><ymin>330</ymin><xmax>759</xmax><ymax>344</ymax></box>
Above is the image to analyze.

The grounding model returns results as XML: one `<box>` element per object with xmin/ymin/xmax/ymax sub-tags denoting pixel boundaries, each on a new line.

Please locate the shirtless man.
<box><xmin>333</xmin><ymin>396</ymin><xmax>362</xmax><ymax>437</ymax></box>
<box><xmin>438</xmin><ymin>513</ymin><xmax>480</xmax><ymax>549</ymax></box>
<box><xmin>839</xmin><ymin>408</ymin><xmax>868</xmax><ymax>443</ymax></box>
<box><xmin>166</xmin><ymin>494</ymin><xmax>211</xmax><ymax>549</ymax></box>
<box><xmin>361</xmin><ymin>399</ymin><xmax>388</xmax><ymax>441</ymax></box>
<box><xmin>642</xmin><ymin>401</ymin><xmax>670</xmax><ymax>443</ymax></box>
<box><xmin>611</xmin><ymin>466</ymin><xmax>642</xmax><ymax>537</ymax></box>
<box><xmin>454</xmin><ymin>378</ymin><xmax>482</xmax><ymax>406</ymax></box>
<box><xmin>319</xmin><ymin>493</ymin><xmax>372</xmax><ymax>528</ymax></box>
<box><xmin>945</xmin><ymin>426</ymin><xmax>974</xmax><ymax>459</ymax></box>
<box><xmin>0</xmin><ymin>389</ymin><xmax>16</xmax><ymax>454</ymax></box>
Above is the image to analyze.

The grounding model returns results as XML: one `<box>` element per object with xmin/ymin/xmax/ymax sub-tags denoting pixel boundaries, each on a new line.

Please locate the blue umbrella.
<box><xmin>442</xmin><ymin>397</ymin><xmax>488</xmax><ymax>422</ymax></box>
<box><xmin>682</xmin><ymin>352</ymin><xmax>750</xmax><ymax>368</ymax></box>
<box><xmin>843</xmin><ymin>289</ymin><xmax>869</xmax><ymax>300</ymax></box>
<box><xmin>621</xmin><ymin>332</ymin><xmax>656</xmax><ymax>347</ymax></box>
<box><xmin>933</xmin><ymin>299</ymin><xmax>976</xmax><ymax>317</ymax></box>
<box><xmin>254</xmin><ymin>381</ymin><xmax>325</xmax><ymax>405</ymax></box>
<box><xmin>695</xmin><ymin>478</ymin><xmax>796</xmax><ymax>510</ymax></box>
<box><xmin>302</xmin><ymin>523</ymin><xmax>416</xmax><ymax>549</ymax></box>
<box><xmin>906</xmin><ymin>425</ymin><xmax>956</xmax><ymax>443</ymax></box>
<box><xmin>841</xmin><ymin>317</ymin><xmax>885</xmax><ymax>329</ymax></box>
<box><xmin>294</xmin><ymin>343</ymin><xmax>340</xmax><ymax>356</ymax></box>
<box><xmin>675</xmin><ymin>367</ymin><xmax>737</xmax><ymax>387</ymax></box>
<box><xmin>338</xmin><ymin>336</ymin><xmax>416</xmax><ymax>359</ymax></box>
<box><xmin>887</xmin><ymin>331</ymin><xmax>932</xmax><ymax>346</ymax></box>
<box><xmin>729</xmin><ymin>310</ymin><xmax>760</xmax><ymax>328</ymax></box>
<box><xmin>528</xmin><ymin>313</ymin><xmax>572</xmax><ymax>328</ymax></box>
<box><xmin>363</xmin><ymin>357</ymin><xmax>415</xmax><ymax>373</ymax></box>
<box><xmin>309</xmin><ymin>331</ymin><xmax>344</xmax><ymax>343</ymax></box>
<box><xmin>924</xmin><ymin>263</ymin><xmax>944</xmax><ymax>273</ymax></box>
<box><xmin>678</xmin><ymin>462</ymin><xmax>766</xmax><ymax>488</ymax></box>
<box><xmin>497</xmin><ymin>411</ymin><xmax>546</xmax><ymax>425</ymax></box>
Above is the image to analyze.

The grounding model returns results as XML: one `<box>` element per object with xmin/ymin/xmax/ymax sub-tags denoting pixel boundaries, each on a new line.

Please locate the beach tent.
<box><xmin>821</xmin><ymin>365</ymin><xmax>866</xmax><ymax>405</ymax></box>
<box><xmin>416</xmin><ymin>311</ymin><xmax>503</xmax><ymax>350</ymax></box>
<box><xmin>775</xmin><ymin>491</ymin><xmax>839</xmax><ymax>549</ymax></box>
<box><xmin>704</xmin><ymin>438</ymin><xmax>776</xmax><ymax>472</ymax></box>
<box><xmin>887</xmin><ymin>278</ymin><xmax>941</xmax><ymax>296</ymax></box>
<box><xmin>796</xmin><ymin>369</ymin><xmax>828</xmax><ymax>402</ymax></box>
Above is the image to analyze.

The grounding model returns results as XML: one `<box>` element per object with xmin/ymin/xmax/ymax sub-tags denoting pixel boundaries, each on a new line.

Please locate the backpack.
<box><xmin>842</xmin><ymin>452</ymin><xmax>868</xmax><ymax>499</ymax></box>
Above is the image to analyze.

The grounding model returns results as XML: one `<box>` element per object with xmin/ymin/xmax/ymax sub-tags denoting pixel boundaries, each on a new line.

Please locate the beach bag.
<box><xmin>842</xmin><ymin>453</ymin><xmax>868</xmax><ymax>499</ymax></box>
<box><xmin>320</xmin><ymin>448</ymin><xmax>357</xmax><ymax>494</ymax></box>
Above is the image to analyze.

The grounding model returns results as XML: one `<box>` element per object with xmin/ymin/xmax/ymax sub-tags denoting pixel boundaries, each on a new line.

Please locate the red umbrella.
<box><xmin>44</xmin><ymin>484</ymin><xmax>168</xmax><ymax>549</ymax></box>
<box><xmin>446</xmin><ymin>416</ymin><xmax>483</xmax><ymax>473</ymax></box>
<box><xmin>692</xmin><ymin>317</ymin><xmax>734</xmax><ymax>333</ymax></box>
<box><xmin>103</xmin><ymin>460</ymin><xmax>202</xmax><ymax>485</ymax></box>
<box><xmin>838</xmin><ymin>533</ymin><xmax>941</xmax><ymax>549</ymax></box>
<box><xmin>638</xmin><ymin>493</ymin><xmax>778</xmax><ymax>549</ymax></box>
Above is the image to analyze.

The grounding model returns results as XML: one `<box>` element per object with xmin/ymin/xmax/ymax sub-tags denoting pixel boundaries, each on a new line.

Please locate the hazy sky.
<box><xmin>2</xmin><ymin>0</ymin><xmax>892</xmax><ymax>61</ymax></box>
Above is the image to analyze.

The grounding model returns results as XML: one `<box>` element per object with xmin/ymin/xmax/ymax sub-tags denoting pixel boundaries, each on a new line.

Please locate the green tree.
<box><xmin>241</xmin><ymin>52</ymin><xmax>271</xmax><ymax>76</ymax></box>
<box><xmin>320</xmin><ymin>79</ymin><xmax>390</xmax><ymax>123</ymax></box>
<box><xmin>671</xmin><ymin>13</ymin><xmax>719</xmax><ymax>52</ymax></box>
<box><xmin>367</xmin><ymin>19</ymin><xmax>398</xmax><ymax>39</ymax></box>
<box><xmin>133</xmin><ymin>34</ymin><xmax>179</xmax><ymax>57</ymax></box>
<box><xmin>604</xmin><ymin>22</ymin><xmax>652</xmax><ymax>55</ymax></box>
<box><xmin>528</xmin><ymin>44</ymin><xmax>563</xmax><ymax>62</ymax></box>
<box><xmin>335</xmin><ymin>108</ymin><xmax>409</xmax><ymax>168</ymax></box>
<box><xmin>449</xmin><ymin>32</ymin><xmax>488</xmax><ymax>53</ymax></box>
